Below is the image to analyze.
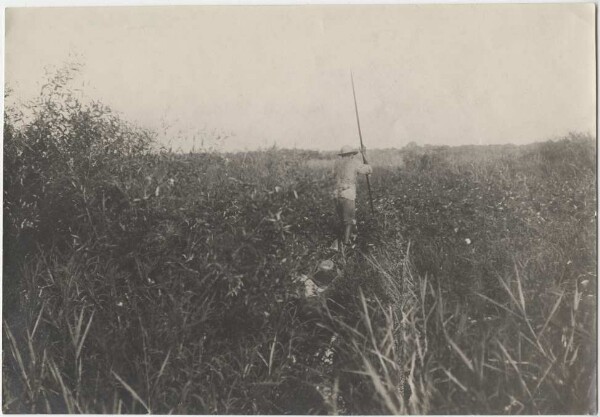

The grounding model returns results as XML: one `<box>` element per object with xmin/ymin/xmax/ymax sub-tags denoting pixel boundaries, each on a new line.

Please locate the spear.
<box><xmin>351</xmin><ymin>73</ymin><xmax>375</xmax><ymax>216</ymax></box>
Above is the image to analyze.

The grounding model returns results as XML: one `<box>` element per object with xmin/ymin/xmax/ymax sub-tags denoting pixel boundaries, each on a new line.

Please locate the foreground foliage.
<box><xmin>3</xmin><ymin>77</ymin><xmax>596</xmax><ymax>414</ymax></box>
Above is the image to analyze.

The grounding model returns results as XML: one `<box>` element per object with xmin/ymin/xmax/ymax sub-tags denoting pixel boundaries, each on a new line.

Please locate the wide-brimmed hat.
<box><xmin>339</xmin><ymin>145</ymin><xmax>358</xmax><ymax>156</ymax></box>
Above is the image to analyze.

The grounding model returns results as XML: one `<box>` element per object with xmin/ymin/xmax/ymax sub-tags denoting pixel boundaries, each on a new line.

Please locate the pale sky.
<box><xmin>5</xmin><ymin>4</ymin><xmax>597</xmax><ymax>152</ymax></box>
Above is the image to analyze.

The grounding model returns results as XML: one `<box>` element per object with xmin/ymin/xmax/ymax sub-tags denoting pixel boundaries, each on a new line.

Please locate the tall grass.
<box><xmin>3</xmin><ymin>69</ymin><xmax>596</xmax><ymax>414</ymax></box>
<box><xmin>369</xmin><ymin>134</ymin><xmax>596</xmax><ymax>413</ymax></box>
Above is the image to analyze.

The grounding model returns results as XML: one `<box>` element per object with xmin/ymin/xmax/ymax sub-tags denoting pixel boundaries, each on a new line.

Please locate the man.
<box><xmin>333</xmin><ymin>145</ymin><xmax>373</xmax><ymax>245</ymax></box>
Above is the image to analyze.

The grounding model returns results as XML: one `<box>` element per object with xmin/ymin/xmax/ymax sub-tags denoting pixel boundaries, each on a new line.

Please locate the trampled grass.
<box><xmin>3</xmin><ymin>73</ymin><xmax>596</xmax><ymax>414</ymax></box>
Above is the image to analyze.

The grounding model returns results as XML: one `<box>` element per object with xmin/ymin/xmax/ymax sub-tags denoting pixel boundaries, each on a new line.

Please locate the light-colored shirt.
<box><xmin>333</xmin><ymin>156</ymin><xmax>373</xmax><ymax>200</ymax></box>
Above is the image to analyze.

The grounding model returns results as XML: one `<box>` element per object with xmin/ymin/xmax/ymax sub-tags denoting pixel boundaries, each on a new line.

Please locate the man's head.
<box><xmin>339</xmin><ymin>145</ymin><xmax>358</xmax><ymax>157</ymax></box>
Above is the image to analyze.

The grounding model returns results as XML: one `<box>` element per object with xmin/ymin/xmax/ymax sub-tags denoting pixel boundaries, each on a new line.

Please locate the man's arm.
<box><xmin>356</xmin><ymin>162</ymin><xmax>373</xmax><ymax>175</ymax></box>
<box><xmin>356</xmin><ymin>146</ymin><xmax>373</xmax><ymax>175</ymax></box>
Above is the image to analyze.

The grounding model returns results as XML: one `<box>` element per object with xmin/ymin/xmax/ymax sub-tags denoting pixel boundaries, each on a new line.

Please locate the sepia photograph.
<box><xmin>3</xmin><ymin>3</ymin><xmax>597</xmax><ymax>414</ymax></box>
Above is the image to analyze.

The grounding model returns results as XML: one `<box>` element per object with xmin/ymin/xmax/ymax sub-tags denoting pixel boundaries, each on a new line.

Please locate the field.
<box><xmin>3</xmin><ymin>75</ymin><xmax>597</xmax><ymax>414</ymax></box>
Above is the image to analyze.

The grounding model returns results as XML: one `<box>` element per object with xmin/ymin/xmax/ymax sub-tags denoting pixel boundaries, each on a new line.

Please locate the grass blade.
<box><xmin>76</xmin><ymin>310</ymin><xmax>95</xmax><ymax>360</ymax></box>
<box><xmin>4</xmin><ymin>322</ymin><xmax>33</xmax><ymax>394</ymax></box>
<box><xmin>48</xmin><ymin>359</ymin><xmax>75</xmax><ymax>413</ymax></box>
<box><xmin>442</xmin><ymin>367</ymin><xmax>468</xmax><ymax>392</ymax></box>
<box><xmin>156</xmin><ymin>349</ymin><xmax>172</xmax><ymax>384</ymax></box>
<box><xmin>514</xmin><ymin>262</ymin><xmax>527</xmax><ymax>313</ymax></box>
<box><xmin>445</xmin><ymin>333</ymin><xmax>474</xmax><ymax>372</ymax></box>
<box><xmin>268</xmin><ymin>335</ymin><xmax>277</xmax><ymax>376</ymax></box>
<box><xmin>538</xmin><ymin>290</ymin><xmax>564</xmax><ymax>340</ymax></box>
<box><xmin>30</xmin><ymin>302</ymin><xmax>46</xmax><ymax>340</ymax></box>
<box><xmin>112</xmin><ymin>370</ymin><xmax>151</xmax><ymax>413</ymax></box>
<box><xmin>475</xmin><ymin>292</ymin><xmax>521</xmax><ymax>319</ymax></box>
<box><xmin>496</xmin><ymin>339</ymin><xmax>533</xmax><ymax>400</ymax></box>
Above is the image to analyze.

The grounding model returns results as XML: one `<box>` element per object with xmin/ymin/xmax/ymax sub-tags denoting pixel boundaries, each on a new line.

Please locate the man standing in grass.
<box><xmin>333</xmin><ymin>145</ymin><xmax>373</xmax><ymax>245</ymax></box>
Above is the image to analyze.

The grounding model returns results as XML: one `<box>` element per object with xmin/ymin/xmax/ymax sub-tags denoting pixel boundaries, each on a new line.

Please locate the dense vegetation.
<box><xmin>3</xmin><ymin>73</ymin><xmax>596</xmax><ymax>414</ymax></box>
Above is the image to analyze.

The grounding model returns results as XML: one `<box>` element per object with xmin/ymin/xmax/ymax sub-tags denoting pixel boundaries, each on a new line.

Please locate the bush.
<box><xmin>4</xmin><ymin>67</ymin><xmax>155</xmax><ymax>250</ymax></box>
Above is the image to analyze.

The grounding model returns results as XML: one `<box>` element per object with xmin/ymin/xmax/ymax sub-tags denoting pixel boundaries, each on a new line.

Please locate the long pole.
<box><xmin>351</xmin><ymin>73</ymin><xmax>375</xmax><ymax>216</ymax></box>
